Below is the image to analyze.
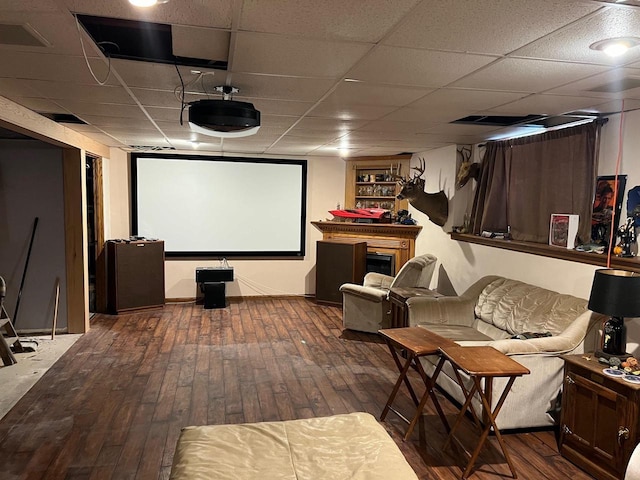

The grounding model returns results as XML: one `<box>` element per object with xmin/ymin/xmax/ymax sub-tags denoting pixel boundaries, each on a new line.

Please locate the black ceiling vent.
<box><xmin>452</xmin><ymin>114</ymin><xmax>544</xmax><ymax>126</ymax></box>
<box><xmin>38</xmin><ymin>113</ymin><xmax>88</xmax><ymax>124</ymax></box>
<box><xmin>75</xmin><ymin>14</ymin><xmax>227</xmax><ymax>70</ymax></box>
<box><xmin>452</xmin><ymin>112</ymin><xmax>601</xmax><ymax>129</ymax></box>
<box><xmin>128</xmin><ymin>145</ymin><xmax>177</xmax><ymax>152</ymax></box>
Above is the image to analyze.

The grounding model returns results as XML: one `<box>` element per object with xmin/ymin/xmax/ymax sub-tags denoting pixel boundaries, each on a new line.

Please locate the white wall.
<box><xmin>412</xmin><ymin>110</ymin><xmax>640</xmax><ymax>355</ymax></box>
<box><xmin>102</xmin><ymin>152</ymin><xmax>345</xmax><ymax>298</ymax></box>
<box><xmin>0</xmin><ymin>139</ymin><xmax>67</xmax><ymax>331</ymax></box>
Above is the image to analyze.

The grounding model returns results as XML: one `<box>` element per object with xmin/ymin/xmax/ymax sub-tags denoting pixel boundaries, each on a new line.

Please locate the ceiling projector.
<box><xmin>188</xmin><ymin>88</ymin><xmax>261</xmax><ymax>138</ymax></box>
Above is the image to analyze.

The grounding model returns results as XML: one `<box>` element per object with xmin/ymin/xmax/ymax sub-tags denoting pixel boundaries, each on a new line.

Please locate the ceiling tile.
<box><xmin>18</xmin><ymin>78</ymin><xmax>135</xmax><ymax>103</ymax></box>
<box><xmin>239</xmin><ymin>0</ymin><xmax>421</xmax><ymax>43</ymax></box>
<box><xmin>385</xmin><ymin>0</ymin><xmax>600</xmax><ymax>55</ymax></box>
<box><xmin>0</xmin><ymin>12</ymin><xmax>87</xmax><ymax>56</ymax></box>
<box><xmin>408</xmin><ymin>88</ymin><xmax>529</xmax><ymax>111</ymax></box>
<box><xmin>0</xmin><ymin>1</ymin><xmax>61</xmax><ymax>12</ymax></box>
<box><xmin>232</xmin><ymin>32</ymin><xmax>371</xmax><ymax>78</ymax></box>
<box><xmin>346</xmin><ymin>46</ymin><xmax>498</xmax><ymax>87</ymax></box>
<box><xmin>81</xmin><ymin>115</ymin><xmax>158</xmax><ymax>129</ymax></box>
<box><xmin>512</xmin><ymin>7</ymin><xmax>640</xmax><ymax>65</ymax></box>
<box><xmin>307</xmin><ymin>103</ymin><xmax>397</xmax><ymax>121</ymax></box>
<box><xmin>227</xmin><ymin>73</ymin><xmax>335</xmax><ymax>102</ymax></box>
<box><xmin>53</xmin><ymin>100</ymin><xmax>146</xmax><ymax>118</ymax></box>
<box><xmin>547</xmin><ymin>67</ymin><xmax>640</xmax><ymax>98</ymax></box>
<box><xmin>381</xmin><ymin>106</ymin><xmax>469</xmax><ymax>123</ymax></box>
<box><xmin>0</xmin><ymin>51</ymin><xmax>116</xmax><ymax>85</ymax></box>
<box><xmin>171</xmin><ymin>25</ymin><xmax>229</xmax><ymax>62</ymax></box>
<box><xmin>111</xmin><ymin>59</ymin><xmax>225</xmax><ymax>91</ymax></box>
<box><xmin>487</xmin><ymin>94</ymin><xmax>606</xmax><ymax>115</ymax></box>
<box><xmin>234</xmin><ymin>97</ymin><xmax>313</xmax><ymax>116</ymax></box>
<box><xmin>10</xmin><ymin>96</ymin><xmax>66</xmax><ymax>113</ymax></box>
<box><xmin>62</xmin><ymin>0</ymin><xmax>234</xmax><ymax>29</ymax></box>
<box><xmin>317</xmin><ymin>82</ymin><xmax>433</xmax><ymax>107</ymax></box>
<box><xmin>128</xmin><ymin>87</ymin><xmax>205</xmax><ymax>108</ymax></box>
<box><xmin>451</xmin><ymin>58</ymin><xmax>608</xmax><ymax>92</ymax></box>
<box><xmin>0</xmin><ymin>78</ymin><xmax>45</xmax><ymax>98</ymax></box>
<box><xmin>356</xmin><ymin>119</ymin><xmax>442</xmax><ymax>134</ymax></box>
<box><xmin>289</xmin><ymin>117</ymin><xmax>367</xmax><ymax>133</ymax></box>
<box><xmin>587</xmin><ymin>98</ymin><xmax>640</xmax><ymax>113</ymax></box>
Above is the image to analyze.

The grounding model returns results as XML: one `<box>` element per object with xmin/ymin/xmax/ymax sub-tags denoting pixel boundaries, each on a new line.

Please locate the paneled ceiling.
<box><xmin>1</xmin><ymin>0</ymin><xmax>640</xmax><ymax>157</ymax></box>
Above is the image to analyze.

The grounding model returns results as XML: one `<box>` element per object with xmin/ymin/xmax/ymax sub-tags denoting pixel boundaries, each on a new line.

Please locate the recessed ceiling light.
<box><xmin>128</xmin><ymin>0</ymin><xmax>169</xmax><ymax>7</ymax></box>
<box><xmin>590</xmin><ymin>37</ymin><xmax>640</xmax><ymax>57</ymax></box>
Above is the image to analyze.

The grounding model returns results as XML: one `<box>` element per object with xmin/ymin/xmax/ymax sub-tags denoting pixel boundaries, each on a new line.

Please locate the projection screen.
<box><xmin>131</xmin><ymin>154</ymin><xmax>307</xmax><ymax>257</ymax></box>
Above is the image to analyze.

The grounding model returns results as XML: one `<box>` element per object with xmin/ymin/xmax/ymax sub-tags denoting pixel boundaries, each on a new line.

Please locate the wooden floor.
<box><xmin>0</xmin><ymin>298</ymin><xmax>595</xmax><ymax>480</ymax></box>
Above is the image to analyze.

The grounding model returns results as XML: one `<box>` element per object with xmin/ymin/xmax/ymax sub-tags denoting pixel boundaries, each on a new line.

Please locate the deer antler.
<box><xmin>457</xmin><ymin>145</ymin><xmax>472</xmax><ymax>163</ymax></box>
<box><xmin>412</xmin><ymin>158</ymin><xmax>425</xmax><ymax>180</ymax></box>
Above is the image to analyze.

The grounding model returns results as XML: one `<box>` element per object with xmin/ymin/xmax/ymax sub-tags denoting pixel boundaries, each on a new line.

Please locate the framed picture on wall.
<box><xmin>591</xmin><ymin>175</ymin><xmax>627</xmax><ymax>247</ymax></box>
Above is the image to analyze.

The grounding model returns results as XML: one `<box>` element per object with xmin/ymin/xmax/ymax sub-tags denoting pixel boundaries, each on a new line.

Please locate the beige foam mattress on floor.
<box><xmin>169</xmin><ymin>412</ymin><xmax>419</xmax><ymax>480</ymax></box>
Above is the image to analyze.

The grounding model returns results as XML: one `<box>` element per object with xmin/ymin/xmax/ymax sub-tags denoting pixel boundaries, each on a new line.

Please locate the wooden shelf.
<box><xmin>355</xmin><ymin>196</ymin><xmax>396</xmax><ymax>199</ymax></box>
<box><xmin>356</xmin><ymin>182</ymin><xmax>397</xmax><ymax>185</ymax></box>
<box><xmin>345</xmin><ymin>155</ymin><xmax>411</xmax><ymax>215</ymax></box>
<box><xmin>450</xmin><ymin>232</ymin><xmax>640</xmax><ymax>273</ymax></box>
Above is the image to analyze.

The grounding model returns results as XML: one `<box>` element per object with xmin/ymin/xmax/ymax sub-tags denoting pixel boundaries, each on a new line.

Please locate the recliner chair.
<box><xmin>339</xmin><ymin>254</ymin><xmax>437</xmax><ymax>333</ymax></box>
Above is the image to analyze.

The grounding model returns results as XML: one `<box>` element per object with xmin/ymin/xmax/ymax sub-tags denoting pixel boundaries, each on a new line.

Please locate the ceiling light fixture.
<box><xmin>188</xmin><ymin>86</ymin><xmax>261</xmax><ymax>138</ymax></box>
<box><xmin>128</xmin><ymin>0</ymin><xmax>169</xmax><ymax>7</ymax></box>
<box><xmin>590</xmin><ymin>37</ymin><xmax>640</xmax><ymax>57</ymax></box>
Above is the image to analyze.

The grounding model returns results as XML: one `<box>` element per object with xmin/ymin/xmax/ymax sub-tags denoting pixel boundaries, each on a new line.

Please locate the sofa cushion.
<box><xmin>475</xmin><ymin>278</ymin><xmax>588</xmax><ymax>336</ymax></box>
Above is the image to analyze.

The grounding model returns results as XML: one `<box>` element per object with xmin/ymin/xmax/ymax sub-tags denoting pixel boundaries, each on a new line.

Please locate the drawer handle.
<box><xmin>618</xmin><ymin>427</ymin><xmax>630</xmax><ymax>446</ymax></box>
<box><xmin>562</xmin><ymin>424</ymin><xmax>572</xmax><ymax>435</ymax></box>
<box><xmin>565</xmin><ymin>375</ymin><xmax>575</xmax><ymax>385</ymax></box>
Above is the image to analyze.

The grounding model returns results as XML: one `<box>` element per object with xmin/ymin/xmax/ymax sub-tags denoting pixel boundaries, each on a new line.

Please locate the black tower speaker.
<box><xmin>203</xmin><ymin>282</ymin><xmax>226</xmax><ymax>309</ymax></box>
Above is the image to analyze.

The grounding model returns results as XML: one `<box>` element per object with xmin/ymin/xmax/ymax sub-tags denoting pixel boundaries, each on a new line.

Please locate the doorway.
<box><xmin>85</xmin><ymin>155</ymin><xmax>104</xmax><ymax>314</ymax></box>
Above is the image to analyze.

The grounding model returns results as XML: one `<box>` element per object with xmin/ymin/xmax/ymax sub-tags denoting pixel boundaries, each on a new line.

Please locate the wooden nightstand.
<box><xmin>388</xmin><ymin>287</ymin><xmax>441</xmax><ymax>328</ymax></box>
<box><xmin>559</xmin><ymin>354</ymin><xmax>640</xmax><ymax>480</ymax></box>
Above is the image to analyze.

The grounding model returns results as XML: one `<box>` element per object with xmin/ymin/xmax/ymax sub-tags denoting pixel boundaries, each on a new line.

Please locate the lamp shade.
<box><xmin>588</xmin><ymin>269</ymin><xmax>640</xmax><ymax>317</ymax></box>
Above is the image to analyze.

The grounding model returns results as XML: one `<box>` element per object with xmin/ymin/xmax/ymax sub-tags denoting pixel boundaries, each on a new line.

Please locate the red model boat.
<box><xmin>329</xmin><ymin>208</ymin><xmax>391</xmax><ymax>221</ymax></box>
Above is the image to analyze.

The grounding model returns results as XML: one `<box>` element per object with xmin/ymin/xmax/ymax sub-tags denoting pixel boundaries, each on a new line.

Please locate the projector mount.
<box><xmin>214</xmin><ymin>85</ymin><xmax>239</xmax><ymax>100</ymax></box>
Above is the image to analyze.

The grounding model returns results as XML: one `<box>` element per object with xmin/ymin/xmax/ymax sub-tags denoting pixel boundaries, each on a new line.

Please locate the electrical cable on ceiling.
<box><xmin>174</xmin><ymin>61</ymin><xmax>186</xmax><ymax>125</ymax></box>
<box><xmin>606</xmin><ymin>99</ymin><xmax>626</xmax><ymax>268</ymax></box>
<box><xmin>75</xmin><ymin>15</ymin><xmax>112</xmax><ymax>86</ymax></box>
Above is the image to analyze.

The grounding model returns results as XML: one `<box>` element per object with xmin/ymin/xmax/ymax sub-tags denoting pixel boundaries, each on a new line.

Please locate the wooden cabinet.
<box><xmin>311</xmin><ymin>222</ymin><xmax>421</xmax><ymax>275</ymax></box>
<box><xmin>344</xmin><ymin>155</ymin><xmax>411</xmax><ymax>217</ymax></box>
<box><xmin>315</xmin><ymin>240</ymin><xmax>367</xmax><ymax>305</ymax></box>
<box><xmin>560</xmin><ymin>355</ymin><xmax>640</xmax><ymax>480</ymax></box>
<box><xmin>106</xmin><ymin>240</ymin><xmax>165</xmax><ymax>314</ymax></box>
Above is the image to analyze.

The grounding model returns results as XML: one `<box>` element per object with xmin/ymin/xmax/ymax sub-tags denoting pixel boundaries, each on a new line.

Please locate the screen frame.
<box><xmin>130</xmin><ymin>153</ymin><xmax>307</xmax><ymax>258</ymax></box>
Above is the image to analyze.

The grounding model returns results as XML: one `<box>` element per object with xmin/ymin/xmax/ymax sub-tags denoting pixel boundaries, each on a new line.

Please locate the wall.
<box><xmin>0</xmin><ymin>139</ymin><xmax>67</xmax><ymax>331</ymax></box>
<box><xmin>412</xmin><ymin>109</ymin><xmax>640</xmax><ymax>354</ymax></box>
<box><xmin>102</xmin><ymin>151</ymin><xmax>345</xmax><ymax>298</ymax></box>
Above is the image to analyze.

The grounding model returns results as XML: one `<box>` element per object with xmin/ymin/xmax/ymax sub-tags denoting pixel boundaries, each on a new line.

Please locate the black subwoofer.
<box><xmin>203</xmin><ymin>282</ymin><xmax>226</xmax><ymax>309</ymax></box>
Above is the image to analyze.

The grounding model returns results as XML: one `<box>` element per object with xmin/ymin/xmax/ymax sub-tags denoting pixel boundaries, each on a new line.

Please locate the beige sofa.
<box><xmin>407</xmin><ymin>276</ymin><xmax>604</xmax><ymax>430</ymax></box>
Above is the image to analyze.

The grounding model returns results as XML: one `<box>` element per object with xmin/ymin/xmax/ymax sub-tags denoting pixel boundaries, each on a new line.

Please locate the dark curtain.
<box><xmin>470</xmin><ymin>121</ymin><xmax>601</xmax><ymax>244</ymax></box>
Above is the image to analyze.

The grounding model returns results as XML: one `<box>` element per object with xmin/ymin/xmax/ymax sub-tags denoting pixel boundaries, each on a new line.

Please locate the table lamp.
<box><xmin>588</xmin><ymin>269</ymin><xmax>640</xmax><ymax>359</ymax></box>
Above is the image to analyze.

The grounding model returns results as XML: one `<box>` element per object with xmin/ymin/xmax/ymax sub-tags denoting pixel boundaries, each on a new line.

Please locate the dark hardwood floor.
<box><xmin>0</xmin><ymin>298</ymin><xmax>594</xmax><ymax>480</ymax></box>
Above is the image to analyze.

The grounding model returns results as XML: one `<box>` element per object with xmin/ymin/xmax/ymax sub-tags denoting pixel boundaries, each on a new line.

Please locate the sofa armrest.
<box><xmin>488</xmin><ymin>337</ymin><xmax>575</xmax><ymax>355</ymax></box>
<box><xmin>339</xmin><ymin>283</ymin><xmax>388</xmax><ymax>303</ymax></box>
<box><xmin>488</xmin><ymin>310</ymin><xmax>606</xmax><ymax>356</ymax></box>
<box><xmin>363</xmin><ymin>272</ymin><xmax>394</xmax><ymax>289</ymax></box>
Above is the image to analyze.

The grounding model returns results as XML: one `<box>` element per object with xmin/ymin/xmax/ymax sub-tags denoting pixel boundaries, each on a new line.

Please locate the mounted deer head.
<box><xmin>395</xmin><ymin>158</ymin><xmax>449</xmax><ymax>227</ymax></box>
<box><xmin>456</xmin><ymin>146</ymin><xmax>480</xmax><ymax>189</ymax></box>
